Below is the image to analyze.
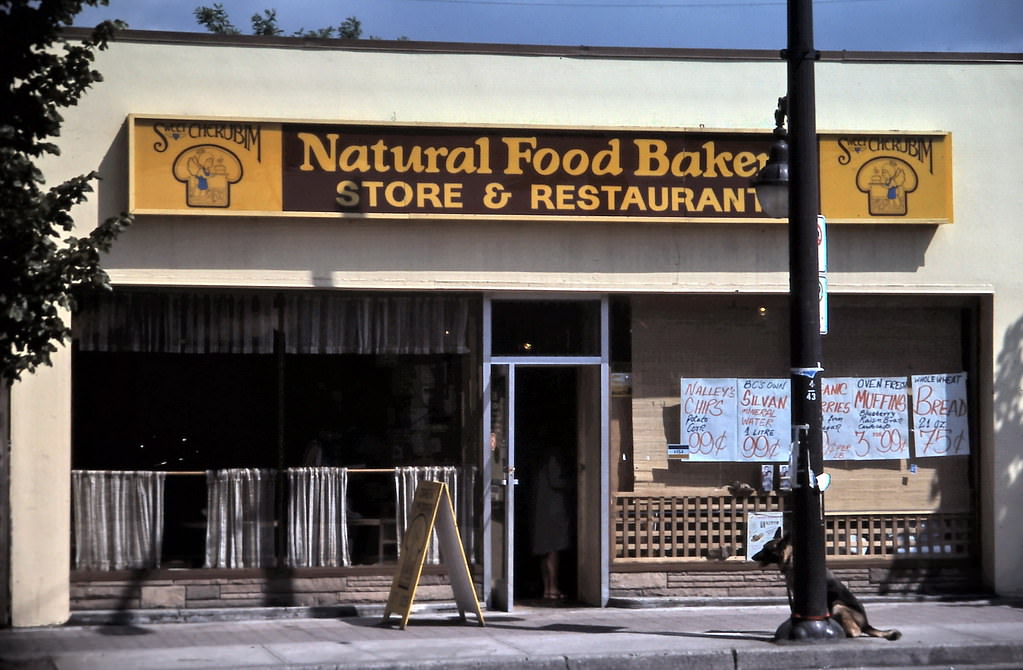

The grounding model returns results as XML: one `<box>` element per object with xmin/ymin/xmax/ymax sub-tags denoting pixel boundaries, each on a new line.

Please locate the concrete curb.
<box><xmin>734</xmin><ymin>641</ymin><xmax>1023</xmax><ymax>670</ymax></box>
<box><xmin>143</xmin><ymin>641</ymin><xmax>1023</xmax><ymax>670</ymax></box>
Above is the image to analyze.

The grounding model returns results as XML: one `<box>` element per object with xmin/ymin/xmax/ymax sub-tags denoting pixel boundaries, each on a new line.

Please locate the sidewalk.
<box><xmin>2</xmin><ymin>598</ymin><xmax>1023</xmax><ymax>670</ymax></box>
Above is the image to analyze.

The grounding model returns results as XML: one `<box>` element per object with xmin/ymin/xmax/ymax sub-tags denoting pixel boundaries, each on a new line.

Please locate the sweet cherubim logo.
<box><xmin>172</xmin><ymin>144</ymin><xmax>243</xmax><ymax>208</ymax></box>
<box><xmin>855</xmin><ymin>156</ymin><xmax>918</xmax><ymax>216</ymax></box>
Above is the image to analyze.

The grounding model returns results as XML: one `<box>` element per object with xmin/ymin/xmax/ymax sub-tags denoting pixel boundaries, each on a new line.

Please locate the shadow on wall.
<box><xmin>878</xmin><ymin>311</ymin><xmax>1017</xmax><ymax>598</ymax></box>
<box><xmin>992</xmin><ymin>315</ymin><xmax>1023</xmax><ymax>589</ymax></box>
<box><xmin>97</xmin><ymin>120</ymin><xmax>130</xmax><ymax>221</ymax></box>
<box><xmin>662</xmin><ymin>403</ymin><xmax>680</xmax><ymax>446</ymax></box>
<box><xmin>95</xmin><ymin>569</ymin><xmax>153</xmax><ymax>635</ymax></box>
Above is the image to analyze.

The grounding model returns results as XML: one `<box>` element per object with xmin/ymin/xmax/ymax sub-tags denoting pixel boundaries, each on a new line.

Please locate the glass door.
<box><xmin>487</xmin><ymin>364</ymin><xmax>514</xmax><ymax>610</ymax></box>
<box><xmin>481</xmin><ymin>295</ymin><xmax>609</xmax><ymax>612</ymax></box>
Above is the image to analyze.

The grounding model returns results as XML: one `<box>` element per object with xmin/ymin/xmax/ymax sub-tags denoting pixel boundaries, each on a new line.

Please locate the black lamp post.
<box><xmin>752</xmin><ymin>0</ymin><xmax>845</xmax><ymax>643</ymax></box>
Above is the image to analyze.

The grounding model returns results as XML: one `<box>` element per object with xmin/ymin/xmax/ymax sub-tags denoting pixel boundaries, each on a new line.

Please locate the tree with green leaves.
<box><xmin>195</xmin><ymin>3</ymin><xmax>364</xmax><ymax>39</ymax></box>
<box><xmin>193</xmin><ymin>3</ymin><xmax>240</xmax><ymax>34</ymax></box>
<box><xmin>0</xmin><ymin>0</ymin><xmax>133</xmax><ymax>383</ymax></box>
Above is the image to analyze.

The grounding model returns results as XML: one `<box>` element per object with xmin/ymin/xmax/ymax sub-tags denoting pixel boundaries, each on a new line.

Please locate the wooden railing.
<box><xmin>613</xmin><ymin>494</ymin><xmax>974</xmax><ymax>562</ymax></box>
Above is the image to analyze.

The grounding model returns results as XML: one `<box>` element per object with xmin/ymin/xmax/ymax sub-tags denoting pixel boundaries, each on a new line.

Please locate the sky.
<box><xmin>74</xmin><ymin>0</ymin><xmax>1023</xmax><ymax>53</ymax></box>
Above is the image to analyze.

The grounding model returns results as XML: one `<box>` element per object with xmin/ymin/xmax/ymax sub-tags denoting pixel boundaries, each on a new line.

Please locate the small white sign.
<box><xmin>819</xmin><ymin>275</ymin><xmax>829</xmax><ymax>334</ymax></box>
<box><xmin>747</xmin><ymin>512</ymin><xmax>785</xmax><ymax>561</ymax></box>
<box><xmin>817</xmin><ymin>215</ymin><xmax>828</xmax><ymax>272</ymax></box>
<box><xmin>818</xmin><ymin>215</ymin><xmax>828</xmax><ymax>334</ymax></box>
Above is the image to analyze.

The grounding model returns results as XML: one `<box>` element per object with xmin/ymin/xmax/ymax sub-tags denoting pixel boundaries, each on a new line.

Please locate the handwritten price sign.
<box><xmin>681</xmin><ymin>378</ymin><xmax>789</xmax><ymax>462</ymax></box>
<box><xmin>822</xmin><ymin>376</ymin><xmax>910</xmax><ymax>460</ymax></box>
<box><xmin>911</xmin><ymin>373</ymin><xmax>969</xmax><ymax>456</ymax></box>
<box><xmin>681</xmin><ymin>378</ymin><xmax>737</xmax><ymax>461</ymax></box>
<box><xmin>679</xmin><ymin>374</ymin><xmax>969</xmax><ymax>462</ymax></box>
<box><xmin>737</xmin><ymin>378</ymin><xmax>790</xmax><ymax>462</ymax></box>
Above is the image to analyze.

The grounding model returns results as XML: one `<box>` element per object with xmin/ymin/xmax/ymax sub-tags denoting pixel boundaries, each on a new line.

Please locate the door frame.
<box><xmin>481</xmin><ymin>293</ymin><xmax>609</xmax><ymax>611</ymax></box>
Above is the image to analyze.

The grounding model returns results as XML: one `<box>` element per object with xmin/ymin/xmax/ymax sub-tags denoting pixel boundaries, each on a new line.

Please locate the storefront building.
<box><xmin>6</xmin><ymin>31</ymin><xmax>1022</xmax><ymax>627</ymax></box>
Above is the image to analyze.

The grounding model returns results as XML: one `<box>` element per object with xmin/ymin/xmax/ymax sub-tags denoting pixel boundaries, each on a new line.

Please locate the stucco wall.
<box><xmin>11</xmin><ymin>35</ymin><xmax>1022</xmax><ymax>625</ymax></box>
<box><xmin>49</xmin><ymin>41</ymin><xmax>1016</xmax><ymax>298</ymax></box>
<box><xmin>10</xmin><ymin>345</ymin><xmax>71</xmax><ymax>625</ymax></box>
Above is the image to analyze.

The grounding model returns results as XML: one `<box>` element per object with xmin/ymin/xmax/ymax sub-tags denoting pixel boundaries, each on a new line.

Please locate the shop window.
<box><xmin>284</xmin><ymin>354</ymin><xmax>462</xmax><ymax>470</ymax></box>
<box><xmin>617</xmin><ymin>293</ymin><xmax>980</xmax><ymax>564</ymax></box>
<box><xmin>610</xmin><ymin>295</ymin><xmax>634</xmax><ymax>492</ymax></box>
<box><xmin>491</xmin><ymin>300</ymin><xmax>600</xmax><ymax>356</ymax></box>
<box><xmin>73</xmin><ymin>352</ymin><xmax>279</xmax><ymax>471</ymax></box>
<box><xmin>71</xmin><ymin>290</ymin><xmax>479</xmax><ymax>571</ymax></box>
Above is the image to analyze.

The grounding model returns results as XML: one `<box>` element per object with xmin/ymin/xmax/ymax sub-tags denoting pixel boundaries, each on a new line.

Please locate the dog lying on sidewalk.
<box><xmin>752</xmin><ymin>529</ymin><xmax>902</xmax><ymax>640</ymax></box>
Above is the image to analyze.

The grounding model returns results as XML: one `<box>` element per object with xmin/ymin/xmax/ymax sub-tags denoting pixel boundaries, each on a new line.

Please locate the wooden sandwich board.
<box><xmin>383</xmin><ymin>480</ymin><xmax>485</xmax><ymax>629</ymax></box>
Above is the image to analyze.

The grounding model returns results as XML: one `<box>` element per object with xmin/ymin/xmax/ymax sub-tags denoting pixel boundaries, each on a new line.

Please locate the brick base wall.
<box><xmin>610</xmin><ymin>562</ymin><xmax>985</xmax><ymax>600</ymax></box>
<box><xmin>70</xmin><ymin>571</ymin><xmax>455</xmax><ymax>611</ymax></box>
<box><xmin>70</xmin><ymin>561</ymin><xmax>985</xmax><ymax>611</ymax></box>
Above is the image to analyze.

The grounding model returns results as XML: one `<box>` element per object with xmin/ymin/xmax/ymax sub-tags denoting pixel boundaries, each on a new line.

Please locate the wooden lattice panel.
<box><xmin>824</xmin><ymin>512</ymin><xmax>973</xmax><ymax>558</ymax></box>
<box><xmin>614</xmin><ymin>494</ymin><xmax>785</xmax><ymax>560</ymax></box>
<box><xmin>613</xmin><ymin>494</ymin><xmax>973</xmax><ymax>562</ymax></box>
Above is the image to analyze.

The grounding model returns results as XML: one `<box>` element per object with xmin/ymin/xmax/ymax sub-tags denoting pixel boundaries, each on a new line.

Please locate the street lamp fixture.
<box><xmin>750</xmin><ymin>0</ymin><xmax>846</xmax><ymax>643</ymax></box>
<box><xmin>751</xmin><ymin>97</ymin><xmax>790</xmax><ymax>219</ymax></box>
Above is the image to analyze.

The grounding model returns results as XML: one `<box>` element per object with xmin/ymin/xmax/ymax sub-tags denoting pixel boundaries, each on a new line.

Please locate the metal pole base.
<box><xmin>774</xmin><ymin>616</ymin><xmax>846</xmax><ymax>643</ymax></box>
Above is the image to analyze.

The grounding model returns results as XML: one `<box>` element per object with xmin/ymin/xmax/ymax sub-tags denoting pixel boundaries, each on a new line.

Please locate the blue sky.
<box><xmin>74</xmin><ymin>0</ymin><xmax>1023</xmax><ymax>52</ymax></box>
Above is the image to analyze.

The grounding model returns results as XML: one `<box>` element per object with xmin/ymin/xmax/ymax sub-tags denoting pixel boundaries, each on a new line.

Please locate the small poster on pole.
<box><xmin>747</xmin><ymin>512</ymin><xmax>785</xmax><ymax>561</ymax></box>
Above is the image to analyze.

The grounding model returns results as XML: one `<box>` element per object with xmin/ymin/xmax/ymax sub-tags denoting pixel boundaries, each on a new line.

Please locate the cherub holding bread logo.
<box><xmin>856</xmin><ymin>156</ymin><xmax>918</xmax><ymax>216</ymax></box>
<box><xmin>172</xmin><ymin>144</ymin><xmax>243</xmax><ymax>208</ymax></box>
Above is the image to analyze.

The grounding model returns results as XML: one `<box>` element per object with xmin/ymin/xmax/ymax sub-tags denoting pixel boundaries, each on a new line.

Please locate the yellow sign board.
<box><xmin>129</xmin><ymin>115</ymin><xmax>953</xmax><ymax>224</ymax></box>
<box><xmin>130</xmin><ymin>117</ymin><xmax>283</xmax><ymax>214</ymax></box>
<box><xmin>819</xmin><ymin>132</ymin><xmax>952</xmax><ymax>223</ymax></box>
<box><xmin>383</xmin><ymin>480</ymin><xmax>484</xmax><ymax>629</ymax></box>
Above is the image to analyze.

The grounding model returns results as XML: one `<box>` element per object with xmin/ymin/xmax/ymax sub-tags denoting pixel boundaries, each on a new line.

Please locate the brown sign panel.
<box><xmin>281</xmin><ymin>124</ymin><xmax>771</xmax><ymax>219</ymax></box>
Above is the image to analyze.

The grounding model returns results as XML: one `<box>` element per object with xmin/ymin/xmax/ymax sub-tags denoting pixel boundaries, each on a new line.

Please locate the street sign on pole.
<box><xmin>819</xmin><ymin>275</ymin><xmax>829</xmax><ymax>334</ymax></box>
<box><xmin>818</xmin><ymin>215</ymin><xmax>828</xmax><ymax>334</ymax></box>
<box><xmin>817</xmin><ymin>214</ymin><xmax>828</xmax><ymax>272</ymax></box>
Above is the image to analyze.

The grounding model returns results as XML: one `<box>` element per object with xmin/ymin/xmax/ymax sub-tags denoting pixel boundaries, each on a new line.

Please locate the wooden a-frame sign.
<box><xmin>383</xmin><ymin>480</ymin><xmax>485</xmax><ymax>629</ymax></box>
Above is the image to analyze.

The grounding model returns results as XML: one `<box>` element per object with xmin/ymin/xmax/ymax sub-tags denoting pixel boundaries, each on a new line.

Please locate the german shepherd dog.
<box><xmin>752</xmin><ymin>529</ymin><xmax>902</xmax><ymax>640</ymax></box>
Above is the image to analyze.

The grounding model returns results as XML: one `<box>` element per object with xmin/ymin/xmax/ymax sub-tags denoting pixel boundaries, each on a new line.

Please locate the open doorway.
<box><xmin>513</xmin><ymin>367</ymin><xmax>579</xmax><ymax>603</ymax></box>
<box><xmin>484</xmin><ymin>294</ymin><xmax>609</xmax><ymax>610</ymax></box>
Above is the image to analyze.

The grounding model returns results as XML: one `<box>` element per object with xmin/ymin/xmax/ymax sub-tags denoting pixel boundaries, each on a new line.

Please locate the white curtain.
<box><xmin>395</xmin><ymin>466</ymin><xmax>464</xmax><ymax>565</ymax></box>
<box><xmin>76</xmin><ymin>291</ymin><xmax>277</xmax><ymax>353</ymax></box>
<box><xmin>205</xmin><ymin>469</ymin><xmax>276</xmax><ymax>568</ymax></box>
<box><xmin>72</xmin><ymin>470</ymin><xmax>165</xmax><ymax>570</ymax></box>
<box><xmin>281</xmin><ymin>294</ymin><xmax>470</xmax><ymax>354</ymax></box>
<box><xmin>286</xmin><ymin>467</ymin><xmax>351</xmax><ymax>567</ymax></box>
<box><xmin>75</xmin><ymin>291</ymin><xmax>471</xmax><ymax>355</ymax></box>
